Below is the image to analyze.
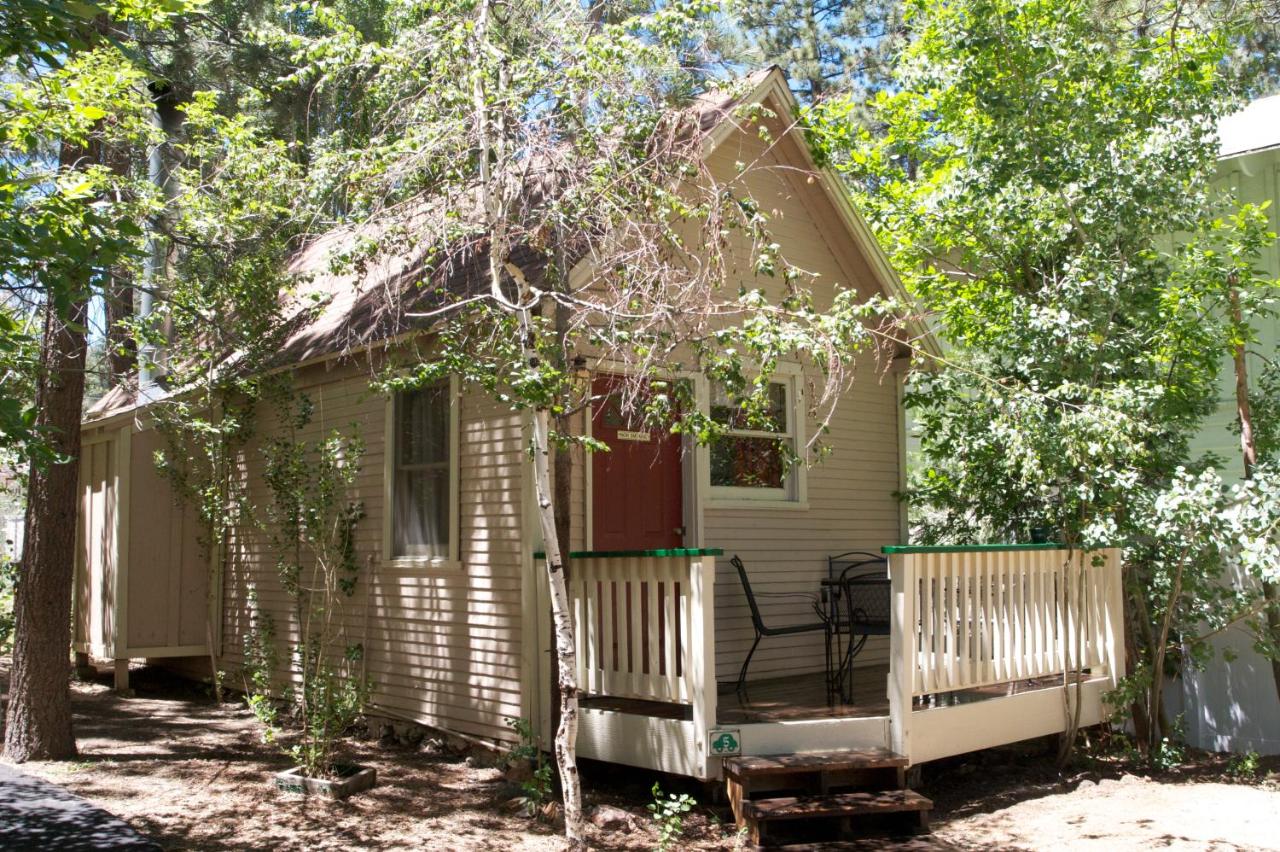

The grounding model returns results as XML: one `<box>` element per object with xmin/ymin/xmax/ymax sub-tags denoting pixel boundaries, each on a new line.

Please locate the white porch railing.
<box><xmin>887</xmin><ymin>545</ymin><xmax>1125</xmax><ymax>764</ymax></box>
<box><xmin>565</xmin><ymin>549</ymin><xmax>718</xmax><ymax>733</ymax></box>
<box><xmin>552</xmin><ymin>547</ymin><xmax>721</xmax><ymax>777</ymax></box>
<box><xmin>558</xmin><ymin>545</ymin><xmax>1123</xmax><ymax>777</ymax></box>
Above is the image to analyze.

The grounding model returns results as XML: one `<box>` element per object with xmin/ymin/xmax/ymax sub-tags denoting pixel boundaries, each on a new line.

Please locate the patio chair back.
<box><xmin>827</xmin><ymin>550</ymin><xmax>886</xmax><ymax>582</ymax></box>
<box><xmin>827</xmin><ymin>552</ymin><xmax>890</xmax><ymax>634</ymax></box>
<box><xmin>730</xmin><ymin>554</ymin><xmax>826</xmax><ymax>693</ymax></box>
<box><xmin>841</xmin><ymin>572</ymin><xmax>891</xmax><ymax>633</ymax></box>
<box><xmin>731</xmin><ymin>554</ymin><xmax>768</xmax><ymax>634</ymax></box>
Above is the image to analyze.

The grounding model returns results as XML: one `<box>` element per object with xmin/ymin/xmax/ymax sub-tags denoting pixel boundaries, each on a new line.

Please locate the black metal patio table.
<box><xmin>817</xmin><ymin>553</ymin><xmax>892</xmax><ymax>705</ymax></box>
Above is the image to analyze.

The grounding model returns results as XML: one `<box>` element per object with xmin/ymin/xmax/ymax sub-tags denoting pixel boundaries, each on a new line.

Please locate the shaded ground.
<box><xmin>1</xmin><ymin>663</ymin><xmax>733</xmax><ymax>851</ymax></box>
<box><xmin>1</xmin><ymin>661</ymin><xmax>1278</xmax><ymax>850</ymax></box>
<box><xmin>0</xmin><ymin>762</ymin><xmax>159</xmax><ymax>851</ymax></box>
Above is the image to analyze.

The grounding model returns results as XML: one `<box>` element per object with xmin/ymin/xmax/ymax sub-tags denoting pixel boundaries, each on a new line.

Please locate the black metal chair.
<box><xmin>731</xmin><ymin>554</ymin><xmax>826</xmax><ymax>693</ymax></box>
<box><xmin>826</xmin><ymin>551</ymin><xmax>886</xmax><ymax>584</ymax></box>
<box><xmin>825</xmin><ymin>552</ymin><xmax>891</xmax><ymax>702</ymax></box>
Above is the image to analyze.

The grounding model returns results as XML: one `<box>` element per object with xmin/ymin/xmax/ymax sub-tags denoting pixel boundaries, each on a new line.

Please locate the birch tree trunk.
<box><xmin>528</xmin><ymin>401</ymin><xmax>585</xmax><ymax>847</ymax></box>
<box><xmin>1229</xmin><ymin>288</ymin><xmax>1280</xmax><ymax>706</ymax></box>
<box><xmin>205</xmin><ymin>397</ymin><xmax>226</xmax><ymax>703</ymax></box>
<box><xmin>469</xmin><ymin>1</ymin><xmax>582</xmax><ymax>840</ymax></box>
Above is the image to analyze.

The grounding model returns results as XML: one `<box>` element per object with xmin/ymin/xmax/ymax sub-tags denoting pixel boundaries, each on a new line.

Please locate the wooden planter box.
<box><xmin>274</xmin><ymin>764</ymin><xmax>377</xmax><ymax>800</ymax></box>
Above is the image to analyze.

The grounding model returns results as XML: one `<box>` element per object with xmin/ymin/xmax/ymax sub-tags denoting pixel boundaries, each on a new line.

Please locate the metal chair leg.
<box><xmin>824</xmin><ymin>624</ymin><xmax>834</xmax><ymax>705</ymax></box>
<box><xmin>840</xmin><ymin>633</ymin><xmax>867</xmax><ymax>703</ymax></box>
<box><xmin>737</xmin><ymin>633</ymin><xmax>762</xmax><ymax>693</ymax></box>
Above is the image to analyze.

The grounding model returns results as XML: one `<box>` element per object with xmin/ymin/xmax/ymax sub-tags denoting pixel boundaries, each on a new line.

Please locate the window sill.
<box><xmin>705</xmin><ymin>498</ymin><xmax>809</xmax><ymax>511</ymax></box>
<box><xmin>380</xmin><ymin>557</ymin><xmax>462</xmax><ymax>573</ymax></box>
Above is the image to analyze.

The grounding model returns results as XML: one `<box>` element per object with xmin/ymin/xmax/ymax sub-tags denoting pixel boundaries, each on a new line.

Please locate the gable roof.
<box><xmin>705</xmin><ymin>68</ymin><xmax>938</xmax><ymax>361</ymax></box>
<box><xmin>87</xmin><ymin>66</ymin><xmax>934</xmax><ymax>423</ymax></box>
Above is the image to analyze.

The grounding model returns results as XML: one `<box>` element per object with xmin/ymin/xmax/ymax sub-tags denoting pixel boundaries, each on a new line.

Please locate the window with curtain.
<box><xmin>392</xmin><ymin>383</ymin><xmax>451</xmax><ymax>558</ymax></box>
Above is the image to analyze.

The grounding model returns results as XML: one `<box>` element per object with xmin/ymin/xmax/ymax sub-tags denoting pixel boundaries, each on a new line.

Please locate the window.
<box><xmin>389</xmin><ymin>382</ymin><xmax>454</xmax><ymax>560</ymax></box>
<box><xmin>708</xmin><ymin>379</ymin><xmax>800</xmax><ymax>501</ymax></box>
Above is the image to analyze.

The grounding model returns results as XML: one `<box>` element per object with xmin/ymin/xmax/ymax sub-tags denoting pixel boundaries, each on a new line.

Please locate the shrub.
<box><xmin>0</xmin><ymin>555</ymin><xmax>16</xmax><ymax>653</ymax></box>
<box><xmin>504</xmin><ymin>716</ymin><xmax>555</xmax><ymax>818</ymax></box>
<box><xmin>248</xmin><ymin>388</ymin><xmax>372</xmax><ymax>779</ymax></box>
<box><xmin>648</xmin><ymin>783</ymin><xmax>695</xmax><ymax>852</ymax></box>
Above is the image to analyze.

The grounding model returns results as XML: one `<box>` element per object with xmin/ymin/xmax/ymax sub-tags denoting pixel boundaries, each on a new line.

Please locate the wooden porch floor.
<box><xmin>718</xmin><ymin>666</ymin><xmax>890</xmax><ymax>724</ymax></box>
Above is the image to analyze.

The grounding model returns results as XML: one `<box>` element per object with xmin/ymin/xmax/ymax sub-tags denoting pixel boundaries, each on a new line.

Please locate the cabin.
<box><xmin>74</xmin><ymin>68</ymin><xmax>1124</xmax><ymax>841</ymax></box>
<box><xmin>1178</xmin><ymin>95</ymin><xmax>1280</xmax><ymax>756</ymax></box>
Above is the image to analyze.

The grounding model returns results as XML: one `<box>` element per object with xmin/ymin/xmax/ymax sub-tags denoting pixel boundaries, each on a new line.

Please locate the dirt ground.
<box><xmin>3</xmin><ymin>662</ymin><xmax>1278</xmax><ymax>851</ymax></box>
<box><xmin>923</xmin><ymin>744</ymin><xmax>1280</xmax><ymax>851</ymax></box>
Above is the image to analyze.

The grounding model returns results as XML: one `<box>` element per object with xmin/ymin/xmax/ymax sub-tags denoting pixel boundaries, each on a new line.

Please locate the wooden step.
<box><xmin>724</xmin><ymin>748</ymin><xmax>908</xmax><ymax>779</ymax></box>
<box><xmin>762</xmin><ymin>839</ymin><xmax>952</xmax><ymax>851</ymax></box>
<box><xmin>743</xmin><ymin>789</ymin><xmax>931</xmax><ymax>823</ymax></box>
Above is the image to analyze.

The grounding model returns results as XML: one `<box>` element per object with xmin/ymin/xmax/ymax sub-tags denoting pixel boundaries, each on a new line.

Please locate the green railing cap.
<box><xmin>880</xmin><ymin>543</ymin><xmax>1069</xmax><ymax>555</ymax></box>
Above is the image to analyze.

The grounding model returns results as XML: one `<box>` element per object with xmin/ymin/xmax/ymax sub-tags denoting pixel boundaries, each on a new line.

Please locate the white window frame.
<box><xmin>702</xmin><ymin>365</ymin><xmax>808</xmax><ymax>509</ymax></box>
<box><xmin>382</xmin><ymin>374</ymin><xmax>461</xmax><ymax>570</ymax></box>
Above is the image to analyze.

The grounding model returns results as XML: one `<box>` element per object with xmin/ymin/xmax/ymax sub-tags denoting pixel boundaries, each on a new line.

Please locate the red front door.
<box><xmin>591</xmin><ymin>376</ymin><xmax>684</xmax><ymax>551</ymax></box>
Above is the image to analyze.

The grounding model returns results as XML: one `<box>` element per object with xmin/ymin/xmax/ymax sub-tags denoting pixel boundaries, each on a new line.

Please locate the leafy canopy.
<box><xmin>811</xmin><ymin>0</ymin><xmax>1270</xmax><ymax>544</ymax></box>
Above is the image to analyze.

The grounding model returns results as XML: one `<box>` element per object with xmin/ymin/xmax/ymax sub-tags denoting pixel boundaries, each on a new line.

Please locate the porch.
<box><xmin>557</xmin><ymin>544</ymin><xmax>1125</xmax><ymax>781</ymax></box>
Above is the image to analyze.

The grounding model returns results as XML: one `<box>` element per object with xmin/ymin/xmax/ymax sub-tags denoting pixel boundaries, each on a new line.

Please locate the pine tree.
<box><xmin>732</xmin><ymin>0</ymin><xmax>902</xmax><ymax>102</ymax></box>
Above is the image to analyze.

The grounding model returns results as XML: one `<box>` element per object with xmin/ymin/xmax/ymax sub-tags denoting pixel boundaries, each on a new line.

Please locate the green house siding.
<box><xmin>1180</xmin><ymin>137</ymin><xmax>1280</xmax><ymax>756</ymax></box>
<box><xmin>1189</xmin><ymin>147</ymin><xmax>1280</xmax><ymax>479</ymax></box>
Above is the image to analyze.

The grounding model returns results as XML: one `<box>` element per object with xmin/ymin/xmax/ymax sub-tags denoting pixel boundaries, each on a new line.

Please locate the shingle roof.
<box><xmin>83</xmin><ymin>67</ymin><xmax>797</xmax><ymax>421</ymax></box>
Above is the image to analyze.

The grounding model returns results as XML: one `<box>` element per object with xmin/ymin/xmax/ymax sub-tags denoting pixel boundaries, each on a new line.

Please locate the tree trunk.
<box><xmin>204</xmin><ymin>398</ymin><xmax>228</xmax><ymax>703</ymax></box>
<box><xmin>1229</xmin><ymin>288</ymin><xmax>1280</xmax><ymax>707</ymax></box>
<box><xmin>548</xmin><ymin>292</ymin><xmax>574</xmax><ymax>743</ymax></box>
<box><xmin>1264</xmin><ymin>583</ymin><xmax>1280</xmax><ymax>705</ymax></box>
<box><xmin>530</xmin><ymin>406</ymin><xmax>585</xmax><ymax>848</ymax></box>
<box><xmin>471</xmin><ymin>0</ymin><xmax>580</xmax><ymax>837</ymax></box>
<box><xmin>102</xmin><ymin>272</ymin><xmax>134</xmax><ymax>383</ymax></box>
<box><xmin>1126</xmin><ymin>557</ymin><xmax>1159</xmax><ymax>753</ymax></box>
<box><xmin>102</xmin><ymin>142</ymin><xmax>135</xmax><ymax>384</ymax></box>
<box><xmin>1056</xmin><ymin>547</ymin><xmax>1087</xmax><ymax>767</ymax></box>
<box><xmin>4</xmin><ymin>226</ymin><xmax>91</xmax><ymax>761</ymax></box>
<box><xmin>139</xmin><ymin>80</ymin><xmax>183</xmax><ymax>384</ymax></box>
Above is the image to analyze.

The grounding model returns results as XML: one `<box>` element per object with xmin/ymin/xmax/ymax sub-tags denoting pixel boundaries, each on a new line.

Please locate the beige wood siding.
<box><xmin>216</xmin><ymin>361</ymin><xmax>527</xmax><ymax>745</ymax></box>
<box><xmin>126</xmin><ymin>427</ymin><xmax>208</xmax><ymax>651</ymax></box>
<box><xmin>705</xmin><ymin>114</ymin><xmax>902</xmax><ymax>684</ymax></box>
<box><xmin>75</xmin><ymin>435</ymin><xmax>119</xmax><ymax>657</ymax></box>
<box><xmin>75</xmin><ymin>422</ymin><xmax>211</xmax><ymax>661</ymax></box>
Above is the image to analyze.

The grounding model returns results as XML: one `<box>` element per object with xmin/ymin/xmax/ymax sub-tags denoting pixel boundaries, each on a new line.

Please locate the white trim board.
<box><xmin>575</xmin><ymin>708</ymin><xmax>705</xmax><ymax>779</ymax></box>
<box><xmin>906</xmin><ymin>678</ymin><xmax>1111</xmax><ymax>765</ymax></box>
<box><xmin>733</xmin><ymin>714</ymin><xmax>890</xmax><ymax>758</ymax></box>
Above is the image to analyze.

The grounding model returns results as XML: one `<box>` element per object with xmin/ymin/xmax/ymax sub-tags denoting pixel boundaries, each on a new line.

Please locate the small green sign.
<box><xmin>708</xmin><ymin>728</ymin><xmax>741</xmax><ymax>756</ymax></box>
